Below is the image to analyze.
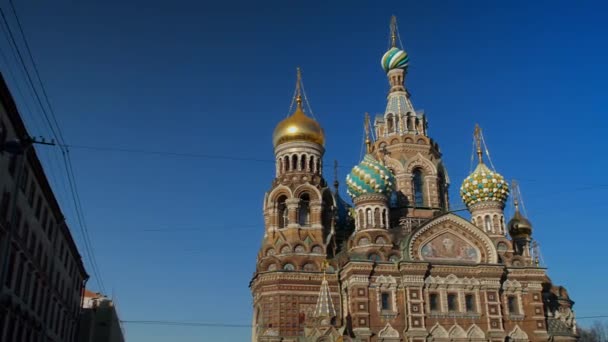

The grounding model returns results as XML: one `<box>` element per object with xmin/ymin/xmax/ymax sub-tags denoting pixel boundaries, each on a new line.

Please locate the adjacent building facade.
<box><xmin>78</xmin><ymin>290</ymin><xmax>125</xmax><ymax>342</ymax></box>
<box><xmin>0</xmin><ymin>73</ymin><xmax>89</xmax><ymax>342</ymax></box>
<box><xmin>250</xmin><ymin>18</ymin><xmax>578</xmax><ymax>342</ymax></box>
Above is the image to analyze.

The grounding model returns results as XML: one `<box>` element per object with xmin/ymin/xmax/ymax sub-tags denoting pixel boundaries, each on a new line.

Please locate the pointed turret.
<box><xmin>508</xmin><ymin>181</ymin><xmax>533</xmax><ymax>261</ymax></box>
<box><xmin>313</xmin><ymin>261</ymin><xmax>336</xmax><ymax>325</ymax></box>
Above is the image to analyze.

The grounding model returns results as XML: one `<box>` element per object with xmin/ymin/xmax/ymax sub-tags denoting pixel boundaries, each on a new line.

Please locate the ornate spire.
<box><xmin>364</xmin><ymin>113</ymin><xmax>372</xmax><ymax>153</ymax></box>
<box><xmin>313</xmin><ymin>260</ymin><xmax>336</xmax><ymax>321</ymax></box>
<box><xmin>390</xmin><ymin>15</ymin><xmax>397</xmax><ymax>48</ymax></box>
<box><xmin>295</xmin><ymin>67</ymin><xmax>303</xmax><ymax>108</ymax></box>
<box><xmin>474</xmin><ymin>123</ymin><xmax>483</xmax><ymax>164</ymax></box>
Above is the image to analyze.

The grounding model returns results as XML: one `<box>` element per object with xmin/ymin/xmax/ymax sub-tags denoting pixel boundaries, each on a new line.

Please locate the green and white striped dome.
<box><xmin>346</xmin><ymin>154</ymin><xmax>395</xmax><ymax>199</ymax></box>
<box><xmin>381</xmin><ymin>47</ymin><xmax>409</xmax><ymax>72</ymax></box>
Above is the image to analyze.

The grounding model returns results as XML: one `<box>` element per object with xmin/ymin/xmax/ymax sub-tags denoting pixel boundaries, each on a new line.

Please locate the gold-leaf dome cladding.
<box><xmin>272</xmin><ymin>100</ymin><xmax>325</xmax><ymax>147</ymax></box>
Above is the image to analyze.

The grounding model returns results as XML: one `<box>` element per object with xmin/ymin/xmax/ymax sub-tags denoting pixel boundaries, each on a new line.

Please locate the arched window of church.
<box><xmin>309</xmin><ymin>156</ymin><xmax>314</xmax><ymax>173</ymax></box>
<box><xmin>373</xmin><ymin>208</ymin><xmax>380</xmax><ymax>228</ymax></box>
<box><xmin>382</xmin><ymin>209</ymin><xmax>387</xmax><ymax>228</ymax></box>
<box><xmin>300</xmin><ymin>154</ymin><xmax>306</xmax><ymax>171</ymax></box>
<box><xmin>292</xmin><ymin>155</ymin><xmax>298</xmax><ymax>171</ymax></box>
<box><xmin>412</xmin><ymin>169</ymin><xmax>424</xmax><ymax>207</ymax></box>
<box><xmin>387</xmin><ymin>114</ymin><xmax>394</xmax><ymax>133</ymax></box>
<box><xmin>283</xmin><ymin>263</ymin><xmax>295</xmax><ymax>271</ymax></box>
<box><xmin>484</xmin><ymin>215</ymin><xmax>492</xmax><ymax>232</ymax></box>
<box><xmin>438</xmin><ymin>170</ymin><xmax>447</xmax><ymax>210</ymax></box>
<box><xmin>284</xmin><ymin>155</ymin><xmax>290</xmax><ymax>172</ymax></box>
<box><xmin>298</xmin><ymin>193</ymin><xmax>310</xmax><ymax>226</ymax></box>
<box><xmin>366</xmin><ymin>208</ymin><xmax>372</xmax><ymax>228</ymax></box>
<box><xmin>277</xmin><ymin>195</ymin><xmax>288</xmax><ymax>228</ymax></box>
<box><xmin>357</xmin><ymin>209</ymin><xmax>363</xmax><ymax>229</ymax></box>
<box><xmin>302</xmin><ymin>263</ymin><xmax>316</xmax><ymax>272</ymax></box>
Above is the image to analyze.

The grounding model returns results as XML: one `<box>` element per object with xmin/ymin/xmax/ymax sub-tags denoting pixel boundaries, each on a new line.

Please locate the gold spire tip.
<box><xmin>295</xmin><ymin>67</ymin><xmax>303</xmax><ymax>107</ymax></box>
<box><xmin>390</xmin><ymin>15</ymin><xmax>397</xmax><ymax>48</ymax></box>
<box><xmin>474</xmin><ymin>123</ymin><xmax>483</xmax><ymax>164</ymax></box>
<box><xmin>364</xmin><ymin>113</ymin><xmax>371</xmax><ymax>153</ymax></box>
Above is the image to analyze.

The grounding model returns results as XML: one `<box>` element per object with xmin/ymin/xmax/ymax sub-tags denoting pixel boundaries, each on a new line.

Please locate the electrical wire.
<box><xmin>1</xmin><ymin>3</ymin><xmax>106</xmax><ymax>294</ymax></box>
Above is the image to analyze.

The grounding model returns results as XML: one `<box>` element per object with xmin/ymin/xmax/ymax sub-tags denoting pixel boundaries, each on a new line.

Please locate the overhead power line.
<box><xmin>1</xmin><ymin>2</ymin><xmax>106</xmax><ymax>294</ymax></box>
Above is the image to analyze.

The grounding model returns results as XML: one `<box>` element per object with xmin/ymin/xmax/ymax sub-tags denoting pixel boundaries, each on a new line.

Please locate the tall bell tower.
<box><xmin>251</xmin><ymin>69</ymin><xmax>340</xmax><ymax>341</ymax></box>
<box><xmin>372</xmin><ymin>16</ymin><xmax>450</xmax><ymax>226</ymax></box>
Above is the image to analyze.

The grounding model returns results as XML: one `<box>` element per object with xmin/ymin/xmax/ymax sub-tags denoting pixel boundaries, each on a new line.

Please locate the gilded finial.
<box><xmin>321</xmin><ymin>260</ymin><xmax>329</xmax><ymax>279</ymax></box>
<box><xmin>364</xmin><ymin>113</ymin><xmax>372</xmax><ymax>153</ymax></box>
<box><xmin>295</xmin><ymin>67</ymin><xmax>303</xmax><ymax>107</ymax></box>
<box><xmin>474</xmin><ymin>123</ymin><xmax>483</xmax><ymax>164</ymax></box>
<box><xmin>390</xmin><ymin>15</ymin><xmax>397</xmax><ymax>48</ymax></box>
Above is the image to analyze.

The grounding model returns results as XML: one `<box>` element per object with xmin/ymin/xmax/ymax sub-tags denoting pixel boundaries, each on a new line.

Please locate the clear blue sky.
<box><xmin>2</xmin><ymin>0</ymin><xmax>607</xmax><ymax>340</ymax></box>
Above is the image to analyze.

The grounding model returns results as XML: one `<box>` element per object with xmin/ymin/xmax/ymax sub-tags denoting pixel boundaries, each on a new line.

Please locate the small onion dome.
<box><xmin>508</xmin><ymin>210</ymin><xmax>532</xmax><ymax>239</ymax></box>
<box><xmin>346</xmin><ymin>154</ymin><xmax>395</xmax><ymax>199</ymax></box>
<box><xmin>460</xmin><ymin>162</ymin><xmax>509</xmax><ymax>207</ymax></box>
<box><xmin>272</xmin><ymin>98</ymin><xmax>325</xmax><ymax>148</ymax></box>
<box><xmin>381</xmin><ymin>47</ymin><xmax>409</xmax><ymax>73</ymax></box>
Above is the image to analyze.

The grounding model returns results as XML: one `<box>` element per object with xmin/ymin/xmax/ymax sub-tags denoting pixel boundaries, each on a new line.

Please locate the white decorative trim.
<box><xmin>378</xmin><ymin>323</ymin><xmax>400</xmax><ymax>338</ymax></box>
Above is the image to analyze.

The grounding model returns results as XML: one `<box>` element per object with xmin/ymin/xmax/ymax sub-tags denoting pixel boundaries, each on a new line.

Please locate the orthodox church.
<box><xmin>250</xmin><ymin>17</ymin><xmax>578</xmax><ymax>342</ymax></box>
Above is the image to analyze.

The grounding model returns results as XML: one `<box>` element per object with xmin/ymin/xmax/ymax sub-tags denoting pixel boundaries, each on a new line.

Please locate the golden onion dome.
<box><xmin>272</xmin><ymin>96</ymin><xmax>325</xmax><ymax>148</ymax></box>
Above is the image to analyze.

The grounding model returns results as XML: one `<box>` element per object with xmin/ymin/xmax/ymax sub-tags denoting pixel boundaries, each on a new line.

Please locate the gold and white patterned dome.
<box><xmin>460</xmin><ymin>162</ymin><xmax>509</xmax><ymax>207</ymax></box>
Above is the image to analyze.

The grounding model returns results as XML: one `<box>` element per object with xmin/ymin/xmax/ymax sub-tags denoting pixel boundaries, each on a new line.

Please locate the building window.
<box><xmin>381</xmin><ymin>292</ymin><xmax>391</xmax><ymax>310</ymax></box>
<box><xmin>508</xmin><ymin>295</ymin><xmax>518</xmax><ymax>314</ymax></box>
<box><xmin>429</xmin><ymin>293</ymin><xmax>439</xmax><ymax>312</ymax></box>
<box><xmin>277</xmin><ymin>195</ymin><xmax>287</xmax><ymax>228</ymax></box>
<box><xmin>465</xmin><ymin>294</ymin><xmax>475</xmax><ymax>312</ymax></box>
<box><xmin>484</xmin><ymin>216</ymin><xmax>492</xmax><ymax>232</ymax></box>
<box><xmin>447</xmin><ymin>293</ymin><xmax>458</xmax><ymax>312</ymax></box>
<box><xmin>298</xmin><ymin>194</ymin><xmax>310</xmax><ymax>226</ymax></box>
<box><xmin>283</xmin><ymin>263</ymin><xmax>295</xmax><ymax>271</ymax></box>
<box><xmin>412</xmin><ymin>169</ymin><xmax>424</xmax><ymax>207</ymax></box>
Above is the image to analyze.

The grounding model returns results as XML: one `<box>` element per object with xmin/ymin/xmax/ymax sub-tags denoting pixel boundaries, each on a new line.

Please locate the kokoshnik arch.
<box><xmin>249</xmin><ymin>16</ymin><xmax>578</xmax><ymax>342</ymax></box>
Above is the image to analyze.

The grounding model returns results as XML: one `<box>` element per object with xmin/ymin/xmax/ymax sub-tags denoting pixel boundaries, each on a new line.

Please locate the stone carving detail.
<box><xmin>378</xmin><ymin>323</ymin><xmax>399</xmax><ymax>338</ymax></box>
<box><xmin>429</xmin><ymin>323</ymin><xmax>448</xmax><ymax>338</ymax></box>
<box><xmin>508</xmin><ymin>325</ymin><xmax>528</xmax><ymax>341</ymax></box>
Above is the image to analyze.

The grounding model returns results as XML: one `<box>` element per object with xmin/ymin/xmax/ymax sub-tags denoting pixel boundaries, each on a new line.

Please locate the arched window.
<box><xmin>382</xmin><ymin>209</ymin><xmax>387</xmax><ymax>228</ymax></box>
<box><xmin>484</xmin><ymin>216</ymin><xmax>492</xmax><ymax>232</ymax></box>
<box><xmin>309</xmin><ymin>156</ymin><xmax>314</xmax><ymax>173</ymax></box>
<box><xmin>283</xmin><ymin>263</ymin><xmax>295</xmax><ymax>271</ymax></box>
<box><xmin>298</xmin><ymin>193</ymin><xmax>310</xmax><ymax>226</ymax></box>
<box><xmin>438</xmin><ymin>170</ymin><xmax>447</xmax><ymax>210</ymax></box>
<box><xmin>358</xmin><ymin>209</ymin><xmax>364</xmax><ymax>229</ymax></box>
<box><xmin>284</xmin><ymin>156</ymin><xmax>290</xmax><ymax>172</ymax></box>
<box><xmin>292</xmin><ymin>155</ymin><xmax>297</xmax><ymax>171</ymax></box>
<box><xmin>373</xmin><ymin>208</ymin><xmax>380</xmax><ymax>228</ymax></box>
<box><xmin>366</xmin><ymin>208</ymin><xmax>372</xmax><ymax>228</ymax></box>
<box><xmin>412</xmin><ymin>169</ymin><xmax>424</xmax><ymax>207</ymax></box>
<box><xmin>300</xmin><ymin>154</ymin><xmax>306</xmax><ymax>171</ymax></box>
<box><xmin>387</xmin><ymin>115</ymin><xmax>394</xmax><ymax>133</ymax></box>
<box><xmin>277</xmin><ymin>195</ymin><xmax>288</xmax><ymax>228</ymax></box>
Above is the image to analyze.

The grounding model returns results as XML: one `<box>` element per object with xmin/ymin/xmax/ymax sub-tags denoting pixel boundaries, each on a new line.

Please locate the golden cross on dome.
<box><xmin>474</xmin><ymin>123</ymin><xmax>483</xmax><ymax>164</ymax></box>
<box><xmin>390</xmin><ymin>15</ymin><xmax>397</xmax><ymax>48</ymax></box>
<box><xmin>364</xmin><ymin>112</ymin><xmax>371</xmax><ymax>153</ymax></box>
<box><xmin>512</xmin><ymin>179</ymin><xmax>520</xmax><ymax>211</ymax></box>
<box><xmin>295</xmin><ymin>67</ymin><xmax>303</xmax><ymax>106</ymax></box>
